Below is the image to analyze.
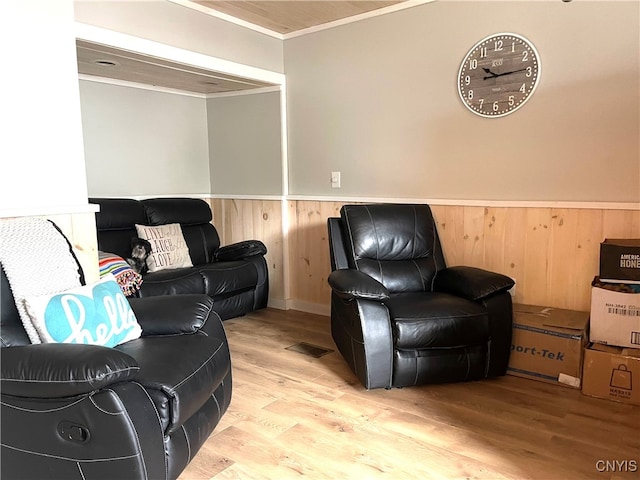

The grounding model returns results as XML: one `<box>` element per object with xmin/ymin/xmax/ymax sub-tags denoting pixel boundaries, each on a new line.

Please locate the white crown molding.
<box><xmin>283</xmin><ymin>0</ymin><xmax>437</xmax><ymax>40</ymax></box>
<box><xmin>79</xmin><ymin>75</ymin><xmax>282</xmax><ymax>98</ymax></box>
<box><xmin>167</xmin><ymin>0</ymin><xmax>437</xmax><ymax>41</ymax></box>
<box><xmin>206</xmin><ymin>85</ymin><xmax>282</xmax><ymax>98</ymax></box>
<box><xmin>167</xmin><ymin>0</ymin><xmax>284</xmax><ymax>39</ymax></box>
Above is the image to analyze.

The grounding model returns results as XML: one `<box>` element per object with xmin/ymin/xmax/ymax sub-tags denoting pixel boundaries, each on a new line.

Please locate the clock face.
<box><xmin>458</xmin><ymin>33</ymin><xmax>541</xmax><ymax>118</ymax></box>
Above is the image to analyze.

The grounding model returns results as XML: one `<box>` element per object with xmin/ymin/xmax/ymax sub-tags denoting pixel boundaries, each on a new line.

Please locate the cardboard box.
<box><xmin>590</xmin><ymin>279</ymin><xmax>640</xmax><ymax>349</ymax></box>
<box><xmin>600</xmin><ymin>238</ymin><xmax>640</xmax><ymax>283</ymax></box>
<box><xmin>582</xmin><ymin>343</ymin><xmax>640</xmax><ymax>405</ymax></box>
<box><xmin>507</xmin><ymin>304</ymin><xmax>589</xmax><ymax>388</ymax></box>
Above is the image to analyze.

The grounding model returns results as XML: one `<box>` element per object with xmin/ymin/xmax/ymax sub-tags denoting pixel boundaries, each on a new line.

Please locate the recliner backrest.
<box><xmin>141</xmin><ymin>198</ymin><xmax>220</xmax><ymax>265</ymax></box>
<box><xmin>340</xmin><ymin>204</ymin><xmax>446</xmax><ymax>293</ymax></box>
<box><xmin>91</xmin><ymin>198</ymin><xmax>147</xmax><ymax>260</ymax></box>
<box><xmin>91</xmin><ymin>198</ymin><xmax>221</xmax><ymax>266</ymax></box>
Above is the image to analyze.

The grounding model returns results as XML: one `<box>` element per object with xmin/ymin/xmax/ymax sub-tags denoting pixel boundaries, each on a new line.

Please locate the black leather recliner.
<box><xmin>327</xmin><ymin>204</ymin><xmax>515</xmax><ymax>390</ymax></box>
<box><xmin>0</xmin><ymin>264</ymin><xmax>232</xmax><ymax>479</ymax></box>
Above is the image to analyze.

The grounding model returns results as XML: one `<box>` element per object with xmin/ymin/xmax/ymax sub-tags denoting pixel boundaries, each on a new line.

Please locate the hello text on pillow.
<box><xmin>23</xmin><ymin>274</ymin><xmax>142</xmax><ymax>347</ymax></box>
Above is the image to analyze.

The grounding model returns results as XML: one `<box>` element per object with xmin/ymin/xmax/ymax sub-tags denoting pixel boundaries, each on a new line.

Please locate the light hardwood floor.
<box><xmin>179</xmin><ymin>309</ymin><xmax>640</xmax><ymax>480</ymax></box>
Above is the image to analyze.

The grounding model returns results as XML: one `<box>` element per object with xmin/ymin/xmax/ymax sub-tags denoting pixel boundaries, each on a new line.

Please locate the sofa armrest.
<box><xmin>128</xmin><ymin>294</ymin><xmax>216</xmax><ymax>335</ymax></box>
<box><xmin>328</xmin><ymin>269</ymin><xmax>390</xmax><ymax>302</ymax></box>
<box><xmin>433</xmin><ymin>266</ymin><xmax>514</xmax><ymax>301</ymax></box>
<box><xmin>1</xmin><ymin>344</ymin><xmax>139</xmax><ymax>398</ymax></box>
<box><xmin>214</xmin><ymin>240</ymin><xmax>267</xmax><ymax>261</ymax></box>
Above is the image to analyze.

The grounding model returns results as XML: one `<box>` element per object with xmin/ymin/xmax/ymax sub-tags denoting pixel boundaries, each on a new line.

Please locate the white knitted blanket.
<box><xmin>0</xmin><ymin>217</ymin><xmax>82</xmax><ymax>344</ymax></box>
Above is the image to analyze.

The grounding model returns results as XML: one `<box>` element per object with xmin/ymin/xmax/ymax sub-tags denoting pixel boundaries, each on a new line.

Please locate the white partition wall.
<box><xmin>1</xmin><ymin>0</ymin><xmax>90</xmax><ymax>217</ymax></box>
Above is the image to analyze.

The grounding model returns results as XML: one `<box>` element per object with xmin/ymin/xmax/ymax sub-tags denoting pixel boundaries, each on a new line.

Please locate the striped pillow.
<box><xmin>98</xmin><ymin>251</ymin><xmax>143</xmax><ymax>297</ymax></box>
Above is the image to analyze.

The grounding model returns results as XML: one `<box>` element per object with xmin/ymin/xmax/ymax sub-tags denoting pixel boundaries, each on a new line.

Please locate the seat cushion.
<box><xmin>139</xmin><ymin>268</ymin><xmax>206</xmax><ymax>297</ymax></box>
<box><xmin>386</xmin><ymin>292</ymin><xmax>489</xmax><ymax>349</ymax></box>
<box><xmin>115</xmin><ymin>332</ymin><xmax>230</xmax><ymax>435</ymax></box>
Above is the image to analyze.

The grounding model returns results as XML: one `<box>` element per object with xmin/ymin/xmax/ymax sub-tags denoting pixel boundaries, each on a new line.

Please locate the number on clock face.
<box><xmin>458</xmin><ymin>33</ymin><xmax>541</xmax><ymax>118</ymax></box>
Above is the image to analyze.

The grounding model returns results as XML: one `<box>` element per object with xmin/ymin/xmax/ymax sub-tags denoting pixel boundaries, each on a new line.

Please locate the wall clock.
<box><xmin>458</xmin><ymin>33</ymin><xmax>541</xmax><ymax>118</ymax></box>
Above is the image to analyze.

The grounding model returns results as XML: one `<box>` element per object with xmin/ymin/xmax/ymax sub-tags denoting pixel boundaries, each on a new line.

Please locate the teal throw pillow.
<box><xmin>23</xmin><ymin>274</ymin><xmax>142</xmax><ymax>347</ymax></box>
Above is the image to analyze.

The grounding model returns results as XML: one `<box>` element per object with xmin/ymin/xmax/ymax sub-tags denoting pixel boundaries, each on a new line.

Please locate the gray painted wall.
<box><xmin>284</xmin><ymin>1</ymin><xmax>640</xmax><ymax>202</ymax></box>
<box><xmin>80</xmin><ymin>80</ymin><xmax>210</xmax><ymax>197</ymax></box>
<box><xmin>80</xmin><ymin>82</ymin><xmax>282</xmax><ymax>197</ymax></box>
<box><xmin>208</xmin><ymin>91</ymin><xmax>283</xmax><ymax>195</ymax></box>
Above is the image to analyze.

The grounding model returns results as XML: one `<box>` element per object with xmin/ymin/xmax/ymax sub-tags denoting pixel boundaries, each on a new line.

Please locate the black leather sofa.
<box><xmin>90</xmin><ymin>197</ymin><xmax>268</xmax><ymax>320</ymax></box>
<box><xmin>0</xmin><ymin>266</ymin><xmax>232</xmax><ymax>479</ymax></box>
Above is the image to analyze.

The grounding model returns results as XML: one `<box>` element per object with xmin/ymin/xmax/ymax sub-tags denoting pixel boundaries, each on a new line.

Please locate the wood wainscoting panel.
<box><xmin>288</xmin><ymin>200</ymin><xmax>343</xmax><ymax>311</ymax></box>
<box><xmin>289</xmin><ymin>201</ymin><xmax>639</xmax><ymax>312</ymax></box>
<box><xmin>603</xmin><ymin>208</ymin><xmax>640</xmax><ymax>237</ymax></box>
<box><xmin>209</xmin><ymin>198</ymin><xmax>639</xmax><ymax>313</ymax></box>
<box><xmin>482</xmin><ymin>207</ymin><xmax>527</xmax><ymax>296</ymax></box>
<box><xmin>429</xmin><ymin>204</ymin><xmax>467</xmax><ymax>267</ymax></box>
<box><xmin>209</xmin><ymin>198</ymin><xmax>285</xmax><ymax>305</ymax></box>
<box><xmin>522</xmin><ymin>207</ymin><xmax>554</xmax><ymax>307</ymax></box>
<box><xmin>547</xmin><ymin>209</ymin><xmax>583</xmax><ymax>309</ymax></box>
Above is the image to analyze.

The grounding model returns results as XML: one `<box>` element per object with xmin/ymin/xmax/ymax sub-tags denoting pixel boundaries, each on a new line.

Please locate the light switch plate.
<box><xmin>331</xmin><ymin>171</ymin><xmax>341</xmax><ymax>188</ymax></box>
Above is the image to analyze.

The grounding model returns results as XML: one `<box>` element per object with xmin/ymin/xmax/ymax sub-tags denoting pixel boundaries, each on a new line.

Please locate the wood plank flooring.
<box><xmin>179</xmin><ymin>309</ymin><xmax>640</xmax><ymax>480</ymax></box>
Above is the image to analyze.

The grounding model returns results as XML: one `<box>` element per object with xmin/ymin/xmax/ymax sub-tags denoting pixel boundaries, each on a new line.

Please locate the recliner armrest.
<box><xmin>434</xmin><ymin>266</ymin><xmax>514</xmax><ymax>301</ymax></box>
<box><xmin>214</xmin><ymin>240</ymin><xmax>267</xmax><ymax>261</ymax></box>
<box><xmin>328</xmin><ymin>269</ymin><xmax>390</xmax><ymax>302</ymax></box>
<box><xmin>1</xmin><ymin>344</ymin><xmax>139</xmax><ymax>398</ymax></box>
<box><xmin>128</xmin><ymin>294</ymin><xmax>216</xmax><ymax>335</ymax></box>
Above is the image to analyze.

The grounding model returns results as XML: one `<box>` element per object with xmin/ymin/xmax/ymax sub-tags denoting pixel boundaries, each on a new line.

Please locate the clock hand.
<box><xmin>494</xmin><ymin>68</ymin><xmax>528</xmax><ymax>77</ymax></box>
<box><xmin>482</xmin><ymin>68</ymin><xmax>498</xmax><ymax>78</ymax></box>
<box><xmin>483</xmin><ymin>68</ymin><xmax>528</xmax><ymax>80</ymax></box>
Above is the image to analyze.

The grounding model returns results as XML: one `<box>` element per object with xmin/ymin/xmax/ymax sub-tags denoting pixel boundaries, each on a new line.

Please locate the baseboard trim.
<box><xmin>267</xmin><ymin>297</ymin><xmax>288</xmax><ymax>310</ymax></box>
<box><xmin>267</xmin><ymin>297</ymin><xmax>329</xmax><ymax>316</ymax></box>
<box><xmin>288</xmin><ymin>300</ymin><xmax>330</xmax><ymax>317</ymax></box>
